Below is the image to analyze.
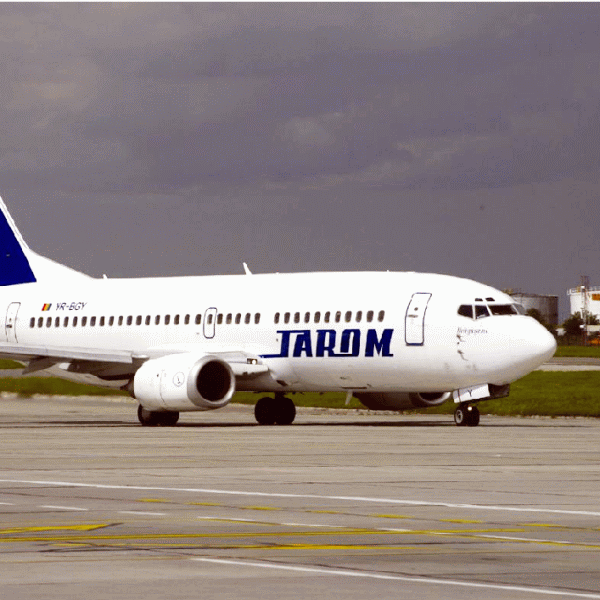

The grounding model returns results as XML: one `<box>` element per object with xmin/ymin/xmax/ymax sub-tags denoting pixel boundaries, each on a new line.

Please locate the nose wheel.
<box><xmin>454</xmin><ymin>404</ymin><xmax>480</xmax><ymax>427</ymax></box>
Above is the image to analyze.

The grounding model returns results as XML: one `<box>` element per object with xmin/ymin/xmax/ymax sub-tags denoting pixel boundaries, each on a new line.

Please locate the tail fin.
<box><xmin>0</xmin><ymin>196</ymin><xmax>90</xmax><ymax>286</ymax></box>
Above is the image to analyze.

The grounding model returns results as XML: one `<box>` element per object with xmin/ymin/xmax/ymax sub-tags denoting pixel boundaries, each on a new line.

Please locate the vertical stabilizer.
<box><xmin>0</xmin><ymin>196</ymin><xmax>90</xmax><ymax>286</ymax></box>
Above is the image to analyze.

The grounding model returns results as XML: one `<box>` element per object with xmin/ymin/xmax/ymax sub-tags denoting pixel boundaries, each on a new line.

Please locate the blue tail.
<box><xmin>0</xmin><ymin>197</ymin><xmax>36</xmax><ymax>286</ymax></box>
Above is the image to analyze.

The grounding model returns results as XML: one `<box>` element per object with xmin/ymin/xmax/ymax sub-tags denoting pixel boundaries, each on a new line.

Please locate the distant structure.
<box><xmin>510</xmin><ymin>292</ymin><xmax>559</xmax><ymax>326</ymax></box>
<box><xmin>568</xmin><ymin>277</ymin><xmax>600</xmax><ymax>320</ymax></box>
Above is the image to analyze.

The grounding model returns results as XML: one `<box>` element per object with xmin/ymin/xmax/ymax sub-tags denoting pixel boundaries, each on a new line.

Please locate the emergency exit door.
<box><xmin>405</xmin><ymin>293</ymin><xmax>431</xmax><ymax>346</ymax></box>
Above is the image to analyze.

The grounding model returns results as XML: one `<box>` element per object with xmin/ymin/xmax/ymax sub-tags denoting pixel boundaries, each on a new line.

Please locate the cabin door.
<box><xmin>4</xmin><ymin>302</ymin><xmax>21</xmax><ymax>343</ymax></box>
<box><xmin>203</xmin><ymin>307</ymin><xmax>217</xmax><ymax>339</ymax></box>
<box><xmin>405</xmin><ymin>293</ymin><xmax>431</xmax><ymax>346</ymax></box>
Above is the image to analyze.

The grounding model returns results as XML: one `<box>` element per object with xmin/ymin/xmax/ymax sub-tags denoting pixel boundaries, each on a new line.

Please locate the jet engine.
<box><xmin>132</xmin><ymin>353</ymin><xmax>235</xmax><ymax>412</ymax></box>
<box><xmin>355</xmin><ymin>391</ymin><xmax>452</xmax><ymax>411</ymax></box>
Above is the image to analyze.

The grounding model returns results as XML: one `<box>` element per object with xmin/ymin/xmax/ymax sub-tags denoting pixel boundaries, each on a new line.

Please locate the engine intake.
<box><xmin>133</xmin><ymin>353</ymin><xmax>235</xmax><ymax>412</ymax></box>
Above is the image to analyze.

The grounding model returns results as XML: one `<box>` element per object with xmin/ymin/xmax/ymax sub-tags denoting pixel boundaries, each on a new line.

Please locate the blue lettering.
<box><xmin>316</xmin><ymin>330</ymin><xmax>336</xmax><ymax>357</ymax></box>
<box><xmin>365</xmin><ymin>329</ymin><xmax>394</xmax><ymax>357</ymax></box>
<box><xmin>293</xmin><ymin>331</ymin><xmax>313</xmax><ymax>357</ymax></box>
<box><xmin>338</xmin><ymin>329</ymin><xmax>361</xmax><ymax>357</ymax></box>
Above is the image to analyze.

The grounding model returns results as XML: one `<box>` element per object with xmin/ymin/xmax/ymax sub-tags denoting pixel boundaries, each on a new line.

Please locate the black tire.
<box><xmin>274</xmin><ymin>396</ymin><xmax>296</xmax><ymax>425</ymax></box>
<box><xmin>159</xmin><ymin>411</ymin><xmax>180</xmax><ymax>427</ymax></box>
<box><xmin>138</xmin><ymin>404</ymin><xmax>160</xmax><ymax>426</ymax></box>
<box><xmin>466</xmin><ymin>405</ymin><xmax>480</xmax><ymax>427</ymax></box>
<box><xmin>255</xmin><ymin>397</ymin><xmax>277</xmax><ymax>425</ymax></box>
<box><xmin>454</xmin><ymin>406</ymin><xmax>468</xmax><ymax>427</ymax></box>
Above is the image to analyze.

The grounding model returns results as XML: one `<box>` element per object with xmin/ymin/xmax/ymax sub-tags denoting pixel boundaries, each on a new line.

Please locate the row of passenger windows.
<box><xmin>29</xmin><ymin>312</ymin><xmax>262</xmax><ymax>329</ymax></box>
<box><xmin>274</xmin><ymin>310</ymin><xmax>385</xmax><ymax>325</ymax></box>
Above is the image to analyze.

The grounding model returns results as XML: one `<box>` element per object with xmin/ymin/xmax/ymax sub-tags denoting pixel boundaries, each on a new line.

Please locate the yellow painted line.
<box><xmin>370</xmin><ymin>514</ymin><xmax>412</xmax><ymax>520</ymax></box>
<box><xmin>137</xmin><ymin>498</ymin><xmax>170</xmax><ymax>504</ymax></box>
<box><xmin>0</xmin><ymin>524</ymin><xmax>111</xmax><ymax>534</ymax></box>
<box><xmin>307</xmin><ymin>510</ymin><xmax>343</xmax><ymax>515</ymax></box>
<box><xmin>523</xmin><ymin>523</ymin><xmax>564</xmax><ymax>529</ymax></box>
<box><xmin>439</xmin><ymin>519</ymin><xmax>483</xmax><ymax>524</ymax></box>
<box><xmin>186</xmin><ymin>502</ymin><xmax>223</xmax><ymax>507</ymax></box>
<box><xmin>241</xmin><ymin>506</ymin><xmax>282</xmax><ymax>511</ymax></box>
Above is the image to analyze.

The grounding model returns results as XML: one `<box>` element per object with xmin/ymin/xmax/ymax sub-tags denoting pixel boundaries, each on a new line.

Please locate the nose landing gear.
<box><xmin>454</xmin><ymin>404</ymin><xmax>480</xmax><ymax>427</ymax></box>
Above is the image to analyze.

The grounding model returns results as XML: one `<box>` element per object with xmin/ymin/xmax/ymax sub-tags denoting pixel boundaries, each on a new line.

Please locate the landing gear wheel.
<box><xmin>255</xmin><ymin>397</ymin><xmax>277</xmax><ymax>425</ymax></box>
<box><xmin>274</xmin><ymin>396</ymin><xmax>296</xmax><ymax>425</ymax></box>
<box><xmin>138</xmin><ymin>404</ymin><xmax>160</xmax><ymax>426</ymax></box>
<box><xmin>454</xmin><ymin>405</ymin><xmax>468</xmax><ymax>427</ymax></box>
<box><xmin>158</xmin><ymin>411</ymin><xmax>180</xmax><ymax>427</ymax></box>
<box><xmin>454</xmin><ymin>404</ymin><xmax>480</xmax><ymax>427</ymax></box>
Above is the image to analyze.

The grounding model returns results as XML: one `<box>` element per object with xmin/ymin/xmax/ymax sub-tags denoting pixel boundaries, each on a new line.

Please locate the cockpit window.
<box><xmin>475</xmin><ymin>305</ymin><xmax>490</xmax><ymax>319</ymax></box>
<box><xmin>458</xmin><ymin>305</ymin><xmax>473</xmax><ymax>318</ymax></box>
<box><xmin>489</xmin><ymin>304</ymin><xmax>519</xmax><ymax>316</ymax></box>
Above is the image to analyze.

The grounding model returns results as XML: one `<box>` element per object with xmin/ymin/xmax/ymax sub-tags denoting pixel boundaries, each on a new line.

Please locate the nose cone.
<box><xmin>511</xmin><ymin>317</ymin><xmax>557</xmax><ymax>376</ymax></box>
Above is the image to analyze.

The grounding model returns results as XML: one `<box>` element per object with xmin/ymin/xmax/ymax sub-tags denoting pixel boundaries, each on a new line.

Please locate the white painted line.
<box><xmin>3</xmin><ymin>479</ymin><xmax>599</xmax><ymax>518</ymax></box>
<box><xmin>193</xmin><ymin>558</ymin><xmax>600</xmax><ymax>599</ymax></box>
<box><xmin>40</xmin><ymin>505</ymin><xmax>88</xmax><ymax>512</ymax></box>
<box><xmin>0</xmin><ymin>502</ymin><xmax>15</xmax><ymax>506</ymax></box>
<box><xmin>118</xmin><ymin>511</ymin><xmax>167</xmax><ymax>516</ymax></box>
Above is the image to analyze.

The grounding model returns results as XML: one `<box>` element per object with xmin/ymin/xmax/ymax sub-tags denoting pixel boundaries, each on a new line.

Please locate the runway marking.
<box><xmin>137</xmin><ymin>498</ymin><xmax>170</xmax><ymax>503</ymax></box>
<box><xmin>3</xmin><ymin>478</ymin><xmax>599</xmax><ymax>518</ymax></box>
<box><xmin>0</xmin><ymin>502</ymin><xmax>15</xmax><ymax>506</ymax></box>
<box><xmin>40</xmin><ymin>505</ymin><xmax>88</xmax><ymax>512</ymax></box>
<box><xmin>194</xmin><ymin>558</ymin><xmax>600</xmax><ymax>598</ymax></box>
<box><xmin>0</xmin><ymin>524</ymin><xmax>110</xmax><ymax>534</ymax></box>
<box><xmin>118</xmin><ymin>511</ymin><xmax>167</xmax><ymax>516</ymax></box>
<box><xmin>370</xmin><ymin>513</ymin><xmax>412</xmax><ymax>520</ymax></box>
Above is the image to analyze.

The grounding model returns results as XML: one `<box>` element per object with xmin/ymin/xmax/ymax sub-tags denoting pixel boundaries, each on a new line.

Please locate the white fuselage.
<box><xmin>1</xmin><ymin>271</ymin><xmax>556</xmax><ymax>394</ymax></box>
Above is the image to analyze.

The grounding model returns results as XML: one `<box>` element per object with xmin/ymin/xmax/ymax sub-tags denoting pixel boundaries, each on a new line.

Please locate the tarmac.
<box><xmin>1</xmin><ymin>396</ymin><xmax>599</xmax><ymax>600</ymax></box>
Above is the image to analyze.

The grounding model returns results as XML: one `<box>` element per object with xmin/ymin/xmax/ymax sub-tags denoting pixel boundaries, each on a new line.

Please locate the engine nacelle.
<box><xmin>355</xmin><ymin>391</ymin><xmax>452</xmax><ymax>411</ymax></box>
<box><xmin>133</xmin><ymin>353</ymin><xmax>235</xmax><ymax>412</ymax></box>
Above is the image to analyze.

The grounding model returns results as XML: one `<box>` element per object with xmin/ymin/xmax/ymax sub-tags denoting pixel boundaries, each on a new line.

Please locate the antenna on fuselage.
<box><xmin>243</xmin><ymin>262</ymin><xmax>252</xmax><ymax>275</ymax></box>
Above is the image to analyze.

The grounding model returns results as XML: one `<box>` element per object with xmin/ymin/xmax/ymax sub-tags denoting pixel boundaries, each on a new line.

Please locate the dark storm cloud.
<box><xmin>1</xmin><ymin>3</ymin><xmax>600</xmax><ymax>317</ymax></box>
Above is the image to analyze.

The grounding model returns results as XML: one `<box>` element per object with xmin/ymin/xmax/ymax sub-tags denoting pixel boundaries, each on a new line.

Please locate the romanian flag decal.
<box><xmin>41</xmin><ymin>303</ymin><xmax>52</xmax><ymax>312</ymax></box>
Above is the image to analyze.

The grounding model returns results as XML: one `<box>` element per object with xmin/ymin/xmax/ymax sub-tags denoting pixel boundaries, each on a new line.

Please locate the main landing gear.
<box><xmin>137</xmin><ymin>404</ymin><xmax>180</xmax><ymax>427</ymax></box>
<box><xmin>454</xmin><ymin>404</ymin><xmax>480</xmax><ymax>427</ymax></box>
<box><xmin>254</xmin><ymin>393</ymin><xmax>296</xmax><ymax>425</ymax></box>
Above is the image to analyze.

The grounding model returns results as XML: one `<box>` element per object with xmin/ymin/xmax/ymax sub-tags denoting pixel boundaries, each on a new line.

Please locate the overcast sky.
<box><xmin>2</xmin><ymin>3</ymin><xmax>599</xmax><ymax>317</ymax></box>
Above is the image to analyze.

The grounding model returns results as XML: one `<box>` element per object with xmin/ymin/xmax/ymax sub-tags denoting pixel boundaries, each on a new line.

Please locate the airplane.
<box><xmin>0</xmin><ymin>196</ymin><xmax>556</xmax><ymax>428</ymax></box>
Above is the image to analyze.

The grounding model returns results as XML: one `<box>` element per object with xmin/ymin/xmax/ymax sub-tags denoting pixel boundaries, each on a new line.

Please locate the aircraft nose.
<box><xmin>516</xmin><ymin>318</ymin><xmax>557</xmax><ymax>371</ymax></box>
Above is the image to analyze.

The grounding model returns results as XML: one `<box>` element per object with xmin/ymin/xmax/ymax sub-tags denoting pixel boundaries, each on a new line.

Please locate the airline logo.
<box><xmin>41</xmin><ymin>303</ymin><xmax>52</xmax><ymax>311</ymax></box>
<box><xmin>261</xmin><ymin>329</ymin><xmax>394</xmax><ymax>358</ymax></box>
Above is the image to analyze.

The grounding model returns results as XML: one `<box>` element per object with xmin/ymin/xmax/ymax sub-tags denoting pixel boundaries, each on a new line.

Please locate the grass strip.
<box><xmin>2</xmin><ymin>372</ymin><xmax>600</xmax><ymax>418</ymax></box>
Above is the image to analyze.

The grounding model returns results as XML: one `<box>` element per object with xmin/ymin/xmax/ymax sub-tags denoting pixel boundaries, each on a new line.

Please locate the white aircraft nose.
<box><xmin>512</xmin><ymin>317</ymin><xmax>557</xmax><ymax>374</ymax></box>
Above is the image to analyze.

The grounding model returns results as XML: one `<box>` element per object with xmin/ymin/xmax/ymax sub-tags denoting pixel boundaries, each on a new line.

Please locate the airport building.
<box><xmin>510</xmin><ymin>293</ymin><xmax>559</xmax><ymax>326</ymax></box>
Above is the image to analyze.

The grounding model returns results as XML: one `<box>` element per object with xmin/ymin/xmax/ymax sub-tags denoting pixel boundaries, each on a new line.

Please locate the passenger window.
<box><xmin>135</xmin><ymin>316</ymin><xmax>142</xmax><ymax>326</ymax></box>
<box><xmin>118</xmin><ymin>316</ymin><xmax>123</xmax><ymax>326</ymax></box>
<box><xmin>38</xmin><ymin>317</ymin><xmax>43</xmax><ymax>327</ymax></box>
<box><xmin>64</xmin><ymin>317</ymin><xmax>69</xmax><ymax>327</ymax></box>
<box><xmin>294</xmin><ymin>312</ymin><xmax>300</xmax><ymax>324</ymax></box>
<box><xmin>245</xmin><ymin>313</ymin><xmax>251</xmax><ymax>324</ymax></box>
<box><xmin>458</xmin><ymin>305</ymin><xmax>473</xmax><ymax>319</ymax></box>
<box><xmin>100</xmin><ymin>317</ymin><xmax>105</xmax><ymax>326</ymax></box>
<box><xmin>155</xmin><ymin>315</ymin><xmax>161</xmax><ymax>325</ymax></box>
<box><xmin>207</xmin><ymin>314</ymin><xmax>213</xmax><ymax>325</ymax></box>
<box><xmin>145</xmin><ymin>315</ymin><xmax>151</xmax><ymax>325</ymax></box>
<box><xmin>184</xmin><ymin>314</ymin><xmax>190</xmax><ymax>325</ymax></box>
<box><xmin>109</xmin><ymin>316</ymin><xmax>114</xmax><ymax>326</ymax></box>
<box><xmin>195</xmin><ymin>314</ymin><xmax>201</xmax><ymax>325</ymax></box>
<box><xmin>314</xmin><ymin>311</ymin><xmax>321</xmax><ymax>323</ymax></box>
<box><xmin>475</xmin><ymin>305</ymin><xmax>490</xmax><ymax>319</ymax></box>
<box><xmin>217</xmin><ymin>314</ymin><xmax>223</xmax><ymax>325</ymax></box>
<box><xmin>356</xmin><ymin>311</ymin><xmax>362</xmax><ymax>323</ymax></box>
<box><xmin>30</xmin><ymin>317</ymin><xmax>35</xmax><ymax>328</ymax></box>
<box><xmin>73</xmin><ymin>316</ymin><xmax>78</xmax><ymax>327</ymax></box>
<box><xmin>82</xmin><ymin>317</ymin><xmax>88</xmax><ymax>327</ymax></box>
<box><xmin>90</xmin><ymin>317</ymin><xmax>96</xmax><ymax>327</ymax></box>
<box><xmin>126</xmin><ymin>316</ymin><xmax>132</xmax><ymax>326</ymax></box>
<box><xmin>378</xmin><ymin>310</ymin><xmax>385</xmax><ymax>322</ymax></box>
<box><xmin>46</xmin><ymin>317</ymin><xmax>52</xmax><ymax>327</ymax></box>
<box><xmin>345</xmin><ymin>311</ymin><xmax>352</xmax><ymax>323</ymax></box>
<box><xmin>55</xmin><ymin>317</ymin><xmax>60</xmax><ymax>327</ymax></box>
<box><xmin>165</xmin><ymin>315</ymin><xmax>171</xmax><ymax>325</ymax></box>
<box><xmin>274</xmin><ymin>312</ymin><xmax>280</xmax><ymax>324</ymax></box>
<box><xmin>367</xmin><ymin>310</ymin><xmax>374</xmax><ymax>323</ymax></box>
<box><xmin>324</xmin><ymin>311</ymin><xmax>330</xmax><ymax>323</ymax></box>
<box><xmin>226</xmin><ymin>314</ymin><xmax>232</xmax><ymax>325</ymax></box>
<box><xmin>174</xmin><ymin>315</ymin><xmax>180</xmax><ymax>325</ymax></box>
<box><xmin>304</xmin><ymin>312</ymin><xmax>310</xmax><ymax>324</ymax></box>
<box><xmin>255</xmin><ymin>313</ymin><xmax>260</xmax><ymax>324</ymax></box>
<box><xmin>235</xmin><ymin>313</ymin><xmax>241</xmax><ymax>325</ymax></box>
<box><xmin>335</xmin><ymin>311</ymin><xmax>341</xmax><ymax>323</ymax></box>
<box><xmin>284</xmin><ymin>312</ymin><xmax>290</xmax><ymax>324</ymax></box>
